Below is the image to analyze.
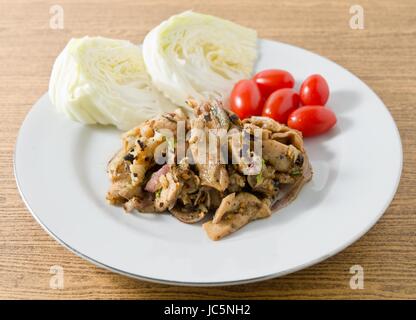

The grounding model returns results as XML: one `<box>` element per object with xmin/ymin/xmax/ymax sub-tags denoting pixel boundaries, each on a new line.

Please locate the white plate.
<box><xmin>14</xmin><ymin>39</ymin><xmax>402</xmax><ymax>286</ymax></box>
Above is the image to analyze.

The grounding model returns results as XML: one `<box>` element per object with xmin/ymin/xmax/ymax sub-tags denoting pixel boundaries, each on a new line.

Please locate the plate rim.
<box><xmin>13</xmin><ymin>38</ymin><xmax>403</xmax><ymax>286</ymax></box>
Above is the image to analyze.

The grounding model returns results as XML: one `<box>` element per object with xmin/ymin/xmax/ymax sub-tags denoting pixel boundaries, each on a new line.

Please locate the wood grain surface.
<box><xmin>0</xmin><ymin>0</ymin><xmax>415</xmax><ymax>299</ymax></box>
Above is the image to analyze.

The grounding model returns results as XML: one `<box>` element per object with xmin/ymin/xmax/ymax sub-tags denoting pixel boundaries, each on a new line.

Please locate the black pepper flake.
<box><xmin>229</xmin><ymin>113</ymin><xmax>239</xmax><ymax>123</ymax></box>
<box><xmin>124</xmin><ymin>153</ymin><xmax>135</xmax><ymax>163</ymax></box>
<box><xmin>204</xmin><ymin>113</ymin><xmax>211</xmax><ymax>122</ymax></box>
<box><xmin>144</xmin><ymin>156</ymin><xmax>149</xmax><ymax>162</ymax></box>
<box><xmin>137</xmin><ymin>140</ymin><xmax>145</xmax><ymax>149</ymax></box>
<box><xmin>162</xmin><ymin>114</ymin><xmax>176</xmax><ymax>123</ymax></box>
<box><xmin>159</xmin><ymin>202</ymin><xmax>164</xmax><ymax>208</ymax></box>
<box><xmin>133</xmin><ymin>173</ymin><xmax>138</xmax><ymax>178</ymax></box>
<box><xmin>295</xmin><ymin>154</ymin><xmax>304</xmax><ymax>166</ymax></box>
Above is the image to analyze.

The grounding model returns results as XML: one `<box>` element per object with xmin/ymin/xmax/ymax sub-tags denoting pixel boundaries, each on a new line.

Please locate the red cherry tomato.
<box><xmin>262</xmin><ymin>88</ymin><xmax>300</xmax><ymax>124</ymax></box>
<box><xmin>230</xmin><ymin>79</ymin><xmax>262</xmax><ymax>119</ymax></box>
<box><xmin>253</xmin><ymin>69</ymin><xmax>295</xmax><ymax>99</ymax></box>
<box><xmin>288</xmin><ymin>106</ymin><xmax>337</xmax><ymax>137</ymax></box>
<box><xmin>299</xmin><ymin>74</ymin><xmax>330</xmax><ymax>106</ymax></box>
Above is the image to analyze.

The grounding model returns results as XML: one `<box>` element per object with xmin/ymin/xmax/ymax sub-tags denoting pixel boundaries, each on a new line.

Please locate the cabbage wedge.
<box><xmin>142</xmin><ymin>11</ymin><xmax>258</xmax><ymax>107</ymax></box>
<box><xmin>49</xmin><ymin>36</ymin><xmax>177</xmax><ymax>130</ymax></box>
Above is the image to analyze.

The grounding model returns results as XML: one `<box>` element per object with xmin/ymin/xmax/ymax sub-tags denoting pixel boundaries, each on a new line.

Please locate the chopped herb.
<box><xmin>155</xmin><ymin>189</ymin><xmax>162</xmax><ymax>198</ymax></box>
<box><xmin>290</xmin><ymin>169</ymin><xmax>302</xmax><ymax>176</ymax></box>
<box><xmin>210</xmin><ymin>105</ymin><xmax>230</xmax><ymax>129</ymax></box>
<box><xmin>255</xmin><ymin>158</ymin><xmax>266</xmax><ymax>185</ymax></box>
<box><xmin>256</xmin><ymin>173</ymin><xmax>263</xmax><ymax>185</ymax></box>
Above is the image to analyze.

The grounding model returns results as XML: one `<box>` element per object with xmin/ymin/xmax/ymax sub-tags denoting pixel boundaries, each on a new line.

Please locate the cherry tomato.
<box><xmin>230</xmin><ymin>79</ymin><xmax>262</xmax><ymax>119</ymax></box>
<box><xmin>288</xmin><ymin>106</ymin><xmax>337</xmax><ymax>137</ymax></box>
<box><xmin>299</xmin><ymin>74</ymin><xmax>330</xmax><ymax>106</ymax></box>
<box><xmin>262</xmin><ymin>88</ymin><xmax>300</xmax><ymax>124</ymax></box>
<box><xmin>253</xmin><ymin>69</ymin><xmax>295</xmax><ymax>99</ymax></box>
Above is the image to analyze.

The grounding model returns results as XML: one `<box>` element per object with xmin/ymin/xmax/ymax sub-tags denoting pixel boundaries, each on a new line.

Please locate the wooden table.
<box><xmin>1</xmin><ymin>0</ymin><xmax>415</xmax><ymax>299</ymax></box>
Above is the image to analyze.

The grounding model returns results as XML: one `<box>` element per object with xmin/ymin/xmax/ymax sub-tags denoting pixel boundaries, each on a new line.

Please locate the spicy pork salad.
<box><xmin>48</xmin><ymin>11</ymin><xmax>338</xmax><ymax>240</ymax></box>
<box><xmin>107</xmin><ymin>101</ymin><xmax>312</xmax><ymax>240</ymax></box>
